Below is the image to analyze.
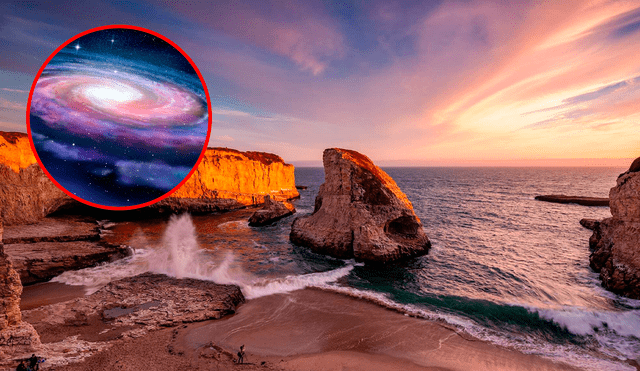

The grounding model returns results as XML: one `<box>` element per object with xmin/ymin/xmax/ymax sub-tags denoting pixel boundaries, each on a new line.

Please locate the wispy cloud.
<box><xmin>214</xmin><ymin>135</ymin><xmax>234</xmax><ymax>142</ymax></box>
<box><xmin>1</xmin><ymin>88</ymin><xmax>28</xmax><ymax>93</ymax></box>
<box><xmin>0</xmin><ymin>98</ymin><xmax>24</xmax><ymax>111</ymax></box>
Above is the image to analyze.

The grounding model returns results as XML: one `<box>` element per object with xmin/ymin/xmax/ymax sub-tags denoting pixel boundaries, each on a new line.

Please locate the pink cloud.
<box><xmin>160</xmin><ymin>0</ymin><xmax>345</xmax><ymax>75</ymax></box>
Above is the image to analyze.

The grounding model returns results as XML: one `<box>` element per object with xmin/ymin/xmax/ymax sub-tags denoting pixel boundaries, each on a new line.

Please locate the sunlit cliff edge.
<box><xmin>0</xmin><ymin>132</ymin><xmax>36</xmax><ymax>173</ymax></box>
<box><xmin>164</xmin><ymin>147</ymin><xmax>298</xmax><ymax>209</ymax></box>
<box><xmin>0</xmin><ymin>132</ymin><xmax>299</xmax><ymax>224</ymax></box>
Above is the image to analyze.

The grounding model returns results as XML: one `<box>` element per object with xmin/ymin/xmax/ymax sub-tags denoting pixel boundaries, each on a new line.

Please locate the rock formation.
<box><xmin>579</xmin><ymin>218</ymin><xmax>599</xmax><ymax>231</ymax></box>
<box><xmin>24</xmin><ymin>272</ymin><xmax>244</xmax><ymax>333</ymax></box>
<box><xmin>6</xmin><ymin>241</ymin><xmax>130</xmax><ymax>285</ymax></box>
<box><xmin>2</xmin><ymin>218</ymin><xmax>129</xmax><ymax>285</ymax></box>
<box><xmin>0</xmin><ymin>131</ymin><xmax>77</xmax><ymax>225</ymax></box>
<box><xmin>0</xmin><ymin>132</ymin><xmax>299</xmax><ymax>223</ymax></box>
<box><xmin>535</xmin><ymin>195</ymin><xmax>609</xmax><ymax>207</ymax></box>
<box><xmin>162</xmin><ymin>147</ymin><xmax>299</xmax><ymax>212</ymax></box>
<box><xmin>290</xmin><ymin>148</ymin><xmax>430</xmax><ymax>263</ymax></box>
<box><xmin>0</xmin><ymin>220</ymin><xmax>41</xmax><ymax>357</ymax></box>
<box><xmin>589</xmin><ymin>157</ymin><xmax>640</xmax><ymax>298</ymax></box>
<box><xmin>248</xmin><ymin>195</ymin><xmax>295</xmax><ymax>226</ymax></box>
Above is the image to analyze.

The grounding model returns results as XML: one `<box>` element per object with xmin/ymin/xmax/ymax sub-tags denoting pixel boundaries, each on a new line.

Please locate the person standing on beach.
<box><xmin>237</xmin><ymin>344</ymin><xmax>245</xmax><ymax>364</ymax></box>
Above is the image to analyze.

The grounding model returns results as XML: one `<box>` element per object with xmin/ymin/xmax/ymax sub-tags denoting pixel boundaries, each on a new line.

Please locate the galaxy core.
<box><xmin>28</xmin><ymin>27</ymin><xmax>210</xmax><ymax>208</ymax></box>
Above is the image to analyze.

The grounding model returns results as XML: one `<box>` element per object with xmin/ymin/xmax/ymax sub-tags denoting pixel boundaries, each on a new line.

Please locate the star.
<box><xmin>75</xmin><ymin>44</ymin><xmax>80</xmax><ymax>51</ymax></box>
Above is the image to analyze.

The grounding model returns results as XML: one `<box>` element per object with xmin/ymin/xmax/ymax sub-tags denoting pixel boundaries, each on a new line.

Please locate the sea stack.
<box><xmin>290</xmin><ymin>148</ymin><xmax>430</xmax><ymax>263</ymax></box>
<box><xmin>589</xmin><ymin>157</ymin><xmax>640</xmax><ymax>298</ymax></box>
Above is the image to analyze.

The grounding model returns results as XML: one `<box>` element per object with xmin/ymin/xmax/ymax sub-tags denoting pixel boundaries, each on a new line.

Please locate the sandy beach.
<box><xmin>15</xmin><ymin>285</ymin><xmax>583</xmax><ymax>371</ymax></box>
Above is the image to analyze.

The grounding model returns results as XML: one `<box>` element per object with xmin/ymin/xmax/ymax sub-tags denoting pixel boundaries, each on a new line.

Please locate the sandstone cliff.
<box><xmin>159</xmin><ymin>147</ymin><xmax>299</xmax><ymax>212</ymax></box>
<box><xmin>589</xmin><ymin>157</ymin><xmax>640</xmax><ymax>298</ymax></box>
<box><xmin>0</xmin><ymin>131</ymin><xmax>76</xmax><ymax>225</ymax></box>
<box><xmin>290</xmin><ymin>148</ymin><xmax>430</xmax><ymax>263</ymax></box>
<box><xmin>0</xmin><ymin>132</ymin><xmax>298</xmax><ymax>223</ymax></box>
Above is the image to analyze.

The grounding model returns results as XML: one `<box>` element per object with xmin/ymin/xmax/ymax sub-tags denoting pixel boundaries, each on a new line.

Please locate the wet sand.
<box><xmin>21</xmin><ymin>287</ymin><xmax>586</xmax><ymax>371</ymax></box>
<box><xmin>21</xmin><ymin>282</ymin><xmax>86</xmax><ymax>311</ymax></box>
<box><xmin>184</xmin><ymin>289</ymin><xmax>581</xmax><ymax>371</ymax></box>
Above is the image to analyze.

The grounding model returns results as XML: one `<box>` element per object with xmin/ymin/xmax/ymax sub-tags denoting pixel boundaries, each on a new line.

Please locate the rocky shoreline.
<box><xmin>1</xmin><ymin>272</ymin><xmax>247</xmax><ymax>370</ymax></box>
<box><xmin>587</xmin><ymin>157</ymin><xmax>640</xmax><ymax>299</ymax></box>
<box><xmin>2</xmin><ymin>218</ymin><xmax>129</xmax><ymax>285</ymax></box>
<box><xmin>0</xmin><ymin>131</ymin><xmax>305</xmax><ymax>368</ymax></box>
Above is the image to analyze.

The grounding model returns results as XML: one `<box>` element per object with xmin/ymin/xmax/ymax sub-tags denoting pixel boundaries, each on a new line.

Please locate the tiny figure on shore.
<box><xmin>16</xmin><ymin>360</ymin><xmax>27</xmax><ymax>371</ymax></box>
<box><xmin>237</xmin><ymin>344</ymin><xmax>245</xmax><ymax>364</ymax></box>
<box><xmin>27</xmin><ymin>354</ymin><xmax>42</xmax><ymax>371</ymax></box>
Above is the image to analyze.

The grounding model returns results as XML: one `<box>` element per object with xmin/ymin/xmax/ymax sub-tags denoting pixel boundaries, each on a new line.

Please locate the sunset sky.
<box><xmin>1</xmin><ymin>0</ymin><xmax>638</xmax><ymax>166</ymax></box>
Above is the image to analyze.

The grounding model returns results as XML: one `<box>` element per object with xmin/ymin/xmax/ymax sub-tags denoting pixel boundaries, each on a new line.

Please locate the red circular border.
<box><xmin>26</xmin><ymin>25</ymin><xmax>212</xmax><ymax>211</ymax></box>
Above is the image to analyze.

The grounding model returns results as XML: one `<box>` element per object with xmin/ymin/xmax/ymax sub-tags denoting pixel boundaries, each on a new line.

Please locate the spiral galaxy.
<box><xmin>28</xmin><ymin>28</ymin><xmax>210</xmax><ymax>208</ymax></box>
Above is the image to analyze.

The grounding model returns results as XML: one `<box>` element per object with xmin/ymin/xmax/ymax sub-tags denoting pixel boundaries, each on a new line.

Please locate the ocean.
<box><xmin>52</xmin><ymin>166</ymin><xmax>640</xmax><ymax>370</ymax></box>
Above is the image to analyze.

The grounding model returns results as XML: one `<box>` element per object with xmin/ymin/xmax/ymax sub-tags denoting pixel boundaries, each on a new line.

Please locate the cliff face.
<box><xmin>0</xmin><ymin>221</ymin><xmax>41</xmax><ymax>356</ymax></box>
<box><xmin>164</xmin><ymin>147</ymin><xmax>299</xmax><ymax>210</ymax></box>
<box><xmin>0</xmin><ymin>132</ymin><xmax>76</xmax><ymax>225</ymax></box>
<box><xmin>589</xmin><ymin>158</ymin><xmax>640</xmax><ymax>298</ymax></box>
<box><xmin>290</xmin><ymin>148</ymin><xmax>430</xmax><ymax>263</ymax></box>
<box><xmin>0</xmin><ymin>132</ymin><xmax>298</xmax><ymax>223</ymax></box>
<box><xmin>0</xmin><ymin>223</ymin><xmax>21</xmax><ymax>329</ymax></box>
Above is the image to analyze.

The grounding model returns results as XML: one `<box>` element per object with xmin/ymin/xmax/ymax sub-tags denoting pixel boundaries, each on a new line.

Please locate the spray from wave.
<box><xmin>53</xmin><ymin>214</ymin><xmax>353</xmax><ymax>298</ymax></box>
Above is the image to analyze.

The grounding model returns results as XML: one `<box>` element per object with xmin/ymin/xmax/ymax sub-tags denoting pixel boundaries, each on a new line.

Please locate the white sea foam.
<box><xmin>535</xmin><ymin>306</ymin><xmax>640</xmax><ymax>338</ymax></box>
<box><xmin>532</xmin><ymin>306</ymin><xmax>640</xmax><ymax>363</ymax></box>
<box><xmin>52</xmin><ymin>214</ymin><xmax>353</xmax><ymax>299</ymax></box>
<box><xmin>305</xmin><ymin>283</ymin><xmax>636</xmax><ymax>371</ymax></box>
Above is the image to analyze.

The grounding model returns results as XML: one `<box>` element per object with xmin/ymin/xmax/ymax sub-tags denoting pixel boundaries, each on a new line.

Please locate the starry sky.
<box><xmin>1</xmin><ymin>0</ymin><xmax>639</xmax><ymax>166</ymax></box>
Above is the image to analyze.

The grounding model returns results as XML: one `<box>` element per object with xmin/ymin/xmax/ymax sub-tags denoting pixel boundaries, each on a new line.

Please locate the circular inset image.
<box><xmin>27</xmin><ymin>25</ymin><xmax>211</xmax><ymax>210</ymax></box>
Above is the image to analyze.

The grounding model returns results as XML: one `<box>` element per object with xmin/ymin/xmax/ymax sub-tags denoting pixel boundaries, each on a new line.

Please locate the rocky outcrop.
<box><xmin>290</xmin><ymin>148</ymin><xmax>430</xmax><ymax>263</ymax></box>
<box><xmin>163</xmin><ymin>147</ymin><xmax>299</xmax><ymax>211</ymax></box>
<box><xmin>1</xmin><ymin>218</ymin><xmax>129</xmax><ymax>285</ymax></box>
<box><xmin>580</xmin><ymin>218</ymin><xmax>599</xmax><ymax>230</ymax></box>
<box><xmin>24</xmin><ymin>272</ymin><xmax>244</xmax><ymax>332</ymax></box>
<box><xmin>5</xmin><ymin>241</ymin><xmax>130</xmax><ymax>285</ymax></box>
<box><xmin>0</xmin><ymin>131</ymin><xmax>77</xmax><ymax>225</ymax></box>
<box><xmin>248</xmin><ymin>195</ymin><xmax>295</xmax><ymax>226</ymax></box>
<box><xmin>535</xmin><ymin>195</ymin><xmax>609</xmax><ymax>207</ymax></box>
<box><xmin>2</xmin><ymin>218</ymin><xmax>100</xmax><ymax>244</ymax></box>
<box><xmin>0</xmin><ymin>132</ymin><xmax>299</xmax><ymax>223</ymax></box>
<box><xmin>589</xmin><ymin>157</ymin><xmax>640</xmax><ymax>298</ymax></box>
<box><xmin>0</xmin><ymin>221</ymin><xmax>41</xmax><ymax>358</ymax></box>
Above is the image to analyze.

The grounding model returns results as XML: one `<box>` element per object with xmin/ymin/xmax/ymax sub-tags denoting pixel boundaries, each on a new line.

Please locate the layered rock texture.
<box><xmin>589</xmin><ymin>157</ymin><xmax>640</xmax><ymax>298</ymax></box>
<box><xmin>2</xmin><ymin>218</ymin><xmax>129</xmax><ymax>285</ymax></box>
<box><xmin>161</xmin><ymin>148</ymin><xmax>298</xmax><ymax>212</ymax></box>
<box><xmin>0</xmin><ymin>221</ymin><xmax>41</xmax><ymax>357</ymax></box>
<box><xmin>24</xmin><ymin>272</ymin><xmax>244</xmax><ymax>334</ymax></box>
<box><xmin>248</xmin><ymin>195</ymin><xmax>295</xmax><ymax>226</ymax></box>
<box><xmin>290</xmin><ymin>148</ymin><xmax>430</xmax><ymax>263</ymax></box>
<box><xmin>0</xmin><ymin>132</ymin><xmax>299</xmax><ymax>223</ymax></box>
<box><xmin>0</xmin><ymin>131</ymin><xmax>77</xmax><ymax>225</ymax></box>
